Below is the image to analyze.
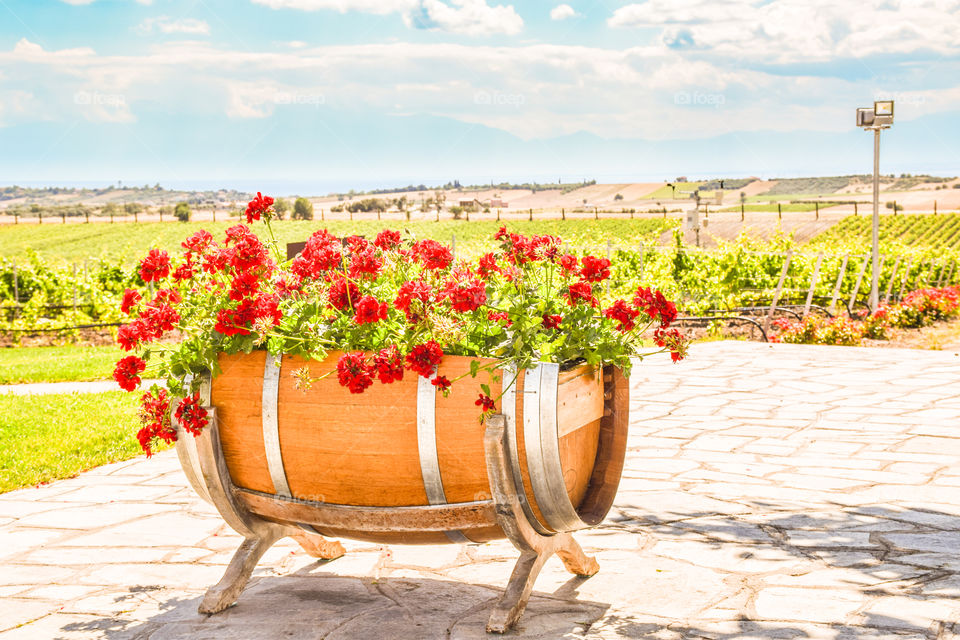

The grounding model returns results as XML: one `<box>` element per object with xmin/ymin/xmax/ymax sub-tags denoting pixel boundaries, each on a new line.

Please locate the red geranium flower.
<box><xmin>542</xmin><ymin>314</ymin><xmax>562</xmax><ymax>330</ymax></box>
<box><xmin>443</xmin><ymin>277</ymin><xmax>487</xmax><ymax>313</ymax></box>
<box><xmin>566</xmin><ymin>281</ymin><xmax>597</xmax><ymax>307</ymax></box>
<box><xmin>337</xmin><ymin>351</ymin><xmax>373</xmax><ymax>394</ymax></box>
<box><xmin>431</xmin><ymin>375</ymin><xmax>451</xmax><ymax>391</ymax></box>
<box><xmin>120</xmin><ymin>289</ymin><xmax>142</xmax><ymax>314</ymax></box>
<box><xmin>406</xmin><ymin>340</ymin><xmax>443</xmax><ymax>377</ymax></box>
<box><xmin>603</xmin><ymin>299</ymin><xmax>640</xmax><ymax>332</ymax></box>
<box><xmin>182</xmin><ymin>229</ymin><xmax>213</xmax><ymax>256</ymax></box>
<box><xmin>394</xmin><ymin>279</ymin><xmax>432</xmax><ymax>322</ymax></box>
<box><xmin>373</xmin><ymin>346</ymin><xmax>404</xmax><ymax>384</ymax></box>
<box><xmin>245</xmin><ymin>192</ymin><xmax>274</xmax><ymax>224</ymax></box>
<box><xmin>374</xmin><ymin>229</ymin><xmax>401</xmax><ymax>250</ymax></box>
<box><xmin>175</xmin><ymin>393</ymin><xmax>209</xmax><ymax>437</ymax></box>
<box><xmin>411</xmin><ymin>239</ymin><xmax>453</xmax><ymax>270</ymax></box>
<box><xmin>113</xmin><ymin>355</ymin><xmax>146</xmax><ymax>392</ymax></box>
<box><xmin>475</xmin><ymin>393</ymin><xmax>496</xmax><ymax>412</ymax></box>
<box><xmin>349</xmin><ymin>247</ymin><xmax>383</xmax><ymax>279</ymax></box>
<box><xmin>327</xmin><ymin>275</ymin><xmax>360</xmax><ymax>311</ymax></box>
<box><xmin>353</xmin><ymin>295</ymin><xmax>389</xmax><ymax>325</ymax></box>
<box><xmin>580</xmin><ymin>255</ymin><xmax>611</xmax><ymax>282</ymax></box>
<box><xmin>633</xmin><ymin>286</ymin><xmax>678</xmax><ymax>328</ymax></box>
<box><xmin>139</xmin><ymin>249</ymin><xmax>171</xmax><ymax>282</ymax></box>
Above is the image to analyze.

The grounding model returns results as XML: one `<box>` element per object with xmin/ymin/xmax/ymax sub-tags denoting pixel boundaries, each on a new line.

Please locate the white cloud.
<box><xmin>136</xmin><ymin>0</ymin><xmax>155</xmax><ymax>4</ymax></box>
<box><xmin>137</xmin><ymin>17</ymin><xmax>211</xmax><ymax>36</ymax></box>
<box><xmin>59</xmin><ymin>0</ymin><xmax>96</xmax><ymax>5</ymax></box>
<box><xmin>550</xmin><ymin>4</ymin><xmax>576</xmax><ymax>20</ymax></box>
<box><xmin>254</xmin><ymin>0</ymin><xmax>523</xmax><ymax>35</ymax></box>
<box><xmin>3</xmin><ymin>37</ymin><xmax>959</xmax><ymax>139</ymax></box>
<box><xmin>608</xmin><ymin>0</ymin><xmax>960</xmax><ymax>64</ymax></box>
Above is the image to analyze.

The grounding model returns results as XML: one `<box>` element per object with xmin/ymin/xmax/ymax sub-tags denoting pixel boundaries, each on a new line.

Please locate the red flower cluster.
<box><xmin>137</xmin><ymin>389</ymin><xmax>175</xmax><ymax>456</ymax></box>
<box><xmin>214</xmin><ymin>293</ymin><xmax>281</xmax><ymax>336</ymax></box>
<box><xmin>654</xmin><ymin>328</ymin><xmax>688</xmax><ymax>363</ymax></box>
<box><xmin>292</xmin><ymin>230</ymin><xmax>343</xmax><ymax>280</ymax></box>
<box><xmin>327</xmin><ymin>274</ymin><xmax>360</xmax><ymax>311</ymax></box>
<box><xmin>431</xmin><ymin>375</ymin><xmax>451</xmax><ymax>391</ymax></box>
<box><xmin>566</xmin><ymin>281</ymin><xmax>598</xmax><ymax>307</ymax></box>
<box><xmin>373</xmin><ymin>346</ymin><xmax>404</xmax><ymax>384</ymax></box>
<box><xmin>411</xmin><ymin>239</ymin><xmax>453</xmax><ymax>270</ymax></box>
<box><xmin>603</xmin><ymin>299</ymin><xmax>640</xmax><ymax>332</ymax></box>
<box><xmin>139</xmin><ymin>249</ymin><xmax>171</xmax><ymax>282</ymax></box>
<box><xmin>353</xmin><ymin>295</ymin><xmax>388</xmax><ymax>325</ymax></box>
<box><xmin>337</xmin><ymin>351</ymin><xmax>374</xmax><ymax>394</ymax></box>
<box><xmin>245</xmin><ymin>192</ymin><xmax>274</xmax><ymax>224</ymax></box>
<box><xmin>580</xmin><ymin>256</ymin><xmax>611</xmax><ymax>282</ymax></box>
<box><xmin>175</xmin><ymin>393</ymin><xmax>209</xmax><ymax>436</ymax></box>
<box><xmin>394</xmin><ymin>280</ymin><xmax>432</xmax><ymax>323</ymax></box>
<box><xmin>406</xmin><ymin>340</ymin><xmax>444</xmax><ymax>377</ymax></box>
<box><xmin>495</xmin><ymin>227</ymin><xmax>560</xmax><ymax>265</ymax></box>
<box><xmin>443</xmin><ymin>277</ymin><xmax>487</xmax><ymax>313</ymax></box>
<box><xmin>113</xmin><ymin>355</ymin><xmax>146</xmax><ymax>391</ymax></box>
<box><xmin>121</xmin><ymin>289</ymin><xmax>142</xmax><ymax>314</ymax></box>
<box><xmin>475</xmin><ymin>393</ymin><xmax>496</xmax><ymax>412</ymax></box>
<box><xmin>374</xmin><ymin>229</ymin><xmax>401</xmax><ymax>250</ymax></box>
<box><xmin>542</xmin><ymin>314</ymin><xmax>562</xmax><ymax>330</ymax></box>
<box><xmin>633</xmin><ymin>286</ymin><xmax>678</xmax><ymax>328</ymax></box>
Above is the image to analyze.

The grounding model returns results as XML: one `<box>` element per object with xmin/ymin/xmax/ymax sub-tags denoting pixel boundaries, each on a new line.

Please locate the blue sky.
<box><xmin>1</xmin><ymin>0</ymin><xmax>959</xmax><ymax>193</ymax></box>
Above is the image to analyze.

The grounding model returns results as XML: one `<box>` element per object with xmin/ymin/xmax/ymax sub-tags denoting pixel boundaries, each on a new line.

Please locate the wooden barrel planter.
<box><xmin>175</xmin><ymin>350</ymin><xmax>631</xmax><ymax>632</ymax></box>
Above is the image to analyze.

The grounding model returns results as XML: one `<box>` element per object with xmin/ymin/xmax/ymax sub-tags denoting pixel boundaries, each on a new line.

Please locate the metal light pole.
<box><xmin>857</xmin><ymin>100</ymin><xmax>894</xmax><ymax>311</ymax></box>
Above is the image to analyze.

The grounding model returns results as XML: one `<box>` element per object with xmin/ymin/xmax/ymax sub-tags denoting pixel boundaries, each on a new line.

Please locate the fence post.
<box><xmin>85</xmin><ymin>210</ymin><xmax>90</xmax><ymax>224</ymax></box>
<box><xmin>321</xmin><ymin>208</ymin><xmax>325</xmax><ymax>222</ymax></box>
<box><xmin>815</xmin><ymin>201</ymin><xmax>819</xmax><ymax>221</ymax></box>
<box><xmin>848</xmin><ymin>256</ymin><xmax>869</xmax><ymax>312</ymax></box>
<box><xmin>61</xmin><ymin>210</ymin><xmax>66</xmax><ymax>224</ymax></box>
<box><xmin>38</xmin><ymin>210</ymin><xmax>42</xmax><ymax>224</ymax></box>
<box><xmin>936</xmin><ymin>260</ymin><xmax>947</xmax><ymax>287</ymax></box>
<box><xmin>803</xmin><ymin>253</ymin><xmax>823</xmax><ymax>318</ymax></box>
<box><xmin>594</xmin><ymin>207</ymin><xmax>598</xmax><ymax>220</ymax></box>
<box><xmin>777</xmin><ymin>202</ymin><xmax>782</xmax><ymax>220</ymax></box>
<box><xmin>213</xmin><ymin>208</ymin><xmax>216</xmax><ymax>222</ymax></box>
<box><xmin>110</xmin><ymin>210</ymin><xmax>114</xmax><ymax>223</ymax></box>
<box><xmin>764</xmin><ymin>251</ymin><xmax>792</xmax><ymax>334</ymax></box>
<box><xmin>884</xmin><ymin>256</ymin><xmax>902</xmax><ymax>304</ymax></box>
<box><xmin>561</xmin><ymin>208</ymin><xmax>565</xmax><ymax>221</ymax></box>
<box><xmin>529</xmin><ymin>208</ymin><xmax>533</xmax><ymax>222</ymax></box>
<box><xmin>829</xmin><ymin>254</ymin><xmax>850</xmax><ymax>314</ymax></box>
<box><xmin>741</xmin><ymin>203</ymin><xmax>745</xmax><ymax>221</ymax></box>
<box><xmin>377</xmin><ymin>208</ymin><xmax>381</xmax><ymax>221</ymax></box>
<box><xmin>497</xmin><ymin>208</ymin><xmax>501</xmax><ymax>221</ymax></box>
<box><xmin>349</xmin><ymin>209</ymin><xmax>353</xmax><ymax>222</ymax></box>
<box><xmin>894</xmin><ymin>200</ymin><xmax>898</xmax><ymax>215</ymax></box>
<box><xmin>854</xmin><ymin>202</ymin><xmax>858</xmax><ymax>216</ymax></box>
<box><xmin>934</xmin><ymin>200</ymin><xmax>938</xmax><ymax>215</ymax></box>
<box><xmin>134</xmin><ymin>211</ymin><xmax>138</xmax><ymax>223</ymax></box>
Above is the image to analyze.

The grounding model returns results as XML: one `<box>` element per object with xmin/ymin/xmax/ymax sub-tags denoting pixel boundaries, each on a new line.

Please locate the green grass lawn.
<box><xmin>0</xmin><ymin>345</ymin><xmax>123</xmax><ymax>384</ymax></box>
<box><xmin>0</xmin><ymin>391</ymin><xmax>157</xmax><ymax>492</ymax></box>
<box><xmin>0</xmin><ymin>218</ymin><xmax>678</xmax><ymax>264</ymax></box>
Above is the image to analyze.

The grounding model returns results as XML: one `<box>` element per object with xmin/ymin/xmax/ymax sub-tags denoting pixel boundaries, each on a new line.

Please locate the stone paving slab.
<box><xmin>2</xmin><ymin>341</ymin><xmax>960</xmax><ymax>638</ymax></box>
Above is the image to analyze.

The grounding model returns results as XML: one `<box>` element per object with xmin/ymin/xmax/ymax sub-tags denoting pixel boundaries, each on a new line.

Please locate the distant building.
<box><xmin>489</xmin><ymin>198</ymin><xmax>508</xmax><ymax>208</ymax></box>
<box><xmin>675</xmin><ymin>176</ymin><xmax>688</xmax><ymax>182</ymax></box>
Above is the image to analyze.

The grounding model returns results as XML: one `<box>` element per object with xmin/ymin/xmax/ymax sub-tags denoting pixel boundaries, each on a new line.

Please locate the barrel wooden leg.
<box><xmin>199</xmin><ymin>532</ymin><xmax>283</xmax><ymax>614</ymax></box>
<box><xmin>188</xmin><ymin>409</ymin><xmax>343</xmax><ymax>613</ymax></box>
<box><xmin>483</xmin><ymin>414</ymin><xmax>599</xmax><ymax>633</ymax></box>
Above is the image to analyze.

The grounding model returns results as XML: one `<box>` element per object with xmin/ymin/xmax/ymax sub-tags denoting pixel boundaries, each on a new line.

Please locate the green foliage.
<box><xmin>174</xmin><ymin>201</ymin><xmax>191</xmax><ymax>222</ymax></box>
<box><xmin>273</xmin><ymin>197</ymin><xmax>291</xmax><ymax>220</ymax></box>
<box><xmin>811</xmin><ymin>213</ymin><xmax>960</xmax><ymax>249</ymax></box>
<box><xmin>292</xmin><ymin>197</ymin><xmax>314</xmax><ymax>220</ymax></box>
<box><xmin>761</xmin><ymin>176</ymin><xmax>858</xmax><ymax>195</ymax></box>
<box><xmin>0</xmin><ymin>391</ymin><xmax>150</xmax><ymax>492</ymax></box>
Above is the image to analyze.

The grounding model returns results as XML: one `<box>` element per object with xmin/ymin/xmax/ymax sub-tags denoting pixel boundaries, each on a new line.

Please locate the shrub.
<box><xmin>174</xmin><ymin>202</ymin><xmax>191</xmax><ymax>222</ymax></box>
<box><xmin>292</xmin><ymin>197</ymin><xmax>314</xmax><ymax>220</ymax></box>
<box><xmin>273</xmin><ymin>198</ymin><xmax>291</xmax><ymax>220</ymax></box>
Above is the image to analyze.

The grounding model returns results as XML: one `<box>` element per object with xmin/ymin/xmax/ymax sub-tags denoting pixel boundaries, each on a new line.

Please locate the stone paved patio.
<box><xmin>2</xmin><ymin>341</ymin><xmax>960</xmax><ymax>639</ymax></box>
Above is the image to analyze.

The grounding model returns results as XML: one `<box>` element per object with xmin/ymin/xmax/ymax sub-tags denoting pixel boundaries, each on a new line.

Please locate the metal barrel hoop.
<box><xmin>416</xmin><ymin>375</ymin><xmax>472</xmax><ymax>543</ymax></box>
<box><xmin>522</xmin><ymin>363</ymin><xmax>589</xmax><ymax>534</ymax></box>
<box><xmin>501</xmin><ymin>364</ymin><xmax>552</xmax><ymax>536</ymax></box>
<box><xmin>174</xmin><ymin>373</ymin><xmax>213</xmax><ymax>505</ymax></box>
<box><xmin>260</xmin><ymin>355</ymin><xmax>327</xmax><ymax>538</ymax></box>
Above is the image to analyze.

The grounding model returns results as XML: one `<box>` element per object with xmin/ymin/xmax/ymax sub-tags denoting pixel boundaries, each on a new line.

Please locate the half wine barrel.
<box><xmin>201</xmin><ymin>350</ymin><xmax>629</xmax><ymax>544</ymax></box>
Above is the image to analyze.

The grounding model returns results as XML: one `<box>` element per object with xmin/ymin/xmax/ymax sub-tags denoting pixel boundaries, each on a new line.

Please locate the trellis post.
<box><xmin>764</xmin><ymin>251</ymin><xmax>792</xmax><ymax>334</ymax></box>
<box><xmin>884</xmin><ymin>256</ymin><xmax>902</xmax><ymax>304</ymax></box>
<box><xmin>829</xmin><ymin>254</ymin><xmax>849</xmax><ymax>314</ymax></box>
<box><xmin>848</xmin><ymin>256</ymin><xmax>870</xmax><ymax>312</ymax></box>
<box><xmin>803</xmin><ymin>253</ymin><xmax>823</xmax><ymax>318</ymax></box>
